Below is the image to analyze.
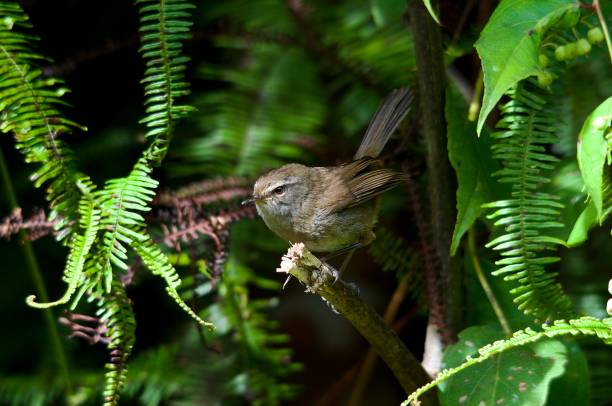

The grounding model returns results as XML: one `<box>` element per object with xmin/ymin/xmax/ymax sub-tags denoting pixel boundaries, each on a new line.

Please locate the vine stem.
<box><xmin>593</xmin><ymin>0</ymin><xmax>612</xmax><ymax>64</ymax></box>
<box><xmin>467</xmin><ymin>228</ymin><xmax>512</xmax><ymax>336</ymax></box>
<box><xmin>0</xmin><ymin>145</ymin><xmax>73</xmax><ymax>395</ymax></box>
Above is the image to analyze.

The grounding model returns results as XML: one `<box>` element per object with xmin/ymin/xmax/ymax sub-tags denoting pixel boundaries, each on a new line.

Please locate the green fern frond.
<box><xmin>404</xmin><ymin>316</ymin><xmax>612</xmax><ymax>405</ymax></box>
<box><xmin>136</xmin><ymin>0</ymin><xmax>196</xmax><ymax>165</ymax></box>
<box><xmin>96</xmin><ymin>278</ymin><xmax>137</xmax><ymax>406</ymax></box>
<box><xmin>484</xmin><ymin>79</ymin><xmax>573</xmax><ymax>320</ymax></box>
<box><xmin>134</xmin><ymin>236</ymin><xmax>215</xmax><ymax>330</ymax></box>
<box><xmin>27</xmin><ymin>176</ymin><xmax>100</xmax><ymax>309</ymax></box>
<box><xmin>210</xmin><ymin>257</ymin><xmax>301</xmax><ymax>404</ymax></box>
<box><xmin>369</xmin><ymin>228</ymin><xmax>422</xmax><ymax>300</ymax></box>
<box><xmin>0</xmin><ymin>2</ymin><xmax>86</xmax><ymax>239</ymax></box>
<box><xmin>95</xmin><ymin>160</ymin><xmax>156</xmax><ymax>286</ymax></box>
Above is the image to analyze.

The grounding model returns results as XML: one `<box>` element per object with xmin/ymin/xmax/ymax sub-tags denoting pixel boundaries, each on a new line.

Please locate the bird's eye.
<box><xmin>273</xmin><ymin>185</ymin><xmax>286</xmax><ymax>195</ymax></box>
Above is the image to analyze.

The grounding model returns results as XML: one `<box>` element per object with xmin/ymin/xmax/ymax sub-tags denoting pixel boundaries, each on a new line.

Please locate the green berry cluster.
<box><xmin>536</xmin><ymin>27</ymin><xmax>605</xmax><ymax>87</ymax></box>
<box><xmin>554</xmin><ymin>28</ymin><xmax>604</xmax><ymax>61</ymax></box>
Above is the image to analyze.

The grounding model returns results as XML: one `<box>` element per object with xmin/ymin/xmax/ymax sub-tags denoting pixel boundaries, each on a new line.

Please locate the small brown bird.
<box><xmin>245</xmin><ymin>88</ymin><xmax>412</xmax><ymax>275</ymax></box>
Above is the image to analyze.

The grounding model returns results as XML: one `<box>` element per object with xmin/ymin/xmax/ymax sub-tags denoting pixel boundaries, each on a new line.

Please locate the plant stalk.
<box><xmin>593</xmin><ymin>0</ymin><xmax>612</xmax><ymax>64</ymax></box>
<box><xmin>408</xmin><ymin>0</ymin><xmax>462</xmax><ymax>341</ymax></box>
<box><xmin>0</xmin><ymin>145</ymin><xmax>73</xmax><ymax>395</ymax></box>
<box><xmin>467</xmin><ymin>228</ymin><xmax>511</xmax><ymax>336</ymax></box>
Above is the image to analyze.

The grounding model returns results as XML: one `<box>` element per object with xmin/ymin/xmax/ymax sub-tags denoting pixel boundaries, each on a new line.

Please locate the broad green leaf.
<box><xmin>446</xmin><ymin>85</ymin><xmax>503</xmax><ymax>255</ymax></box>
<box><xmin>475</xmin><ymin>0</ymin><xmax>579</xmax><ymax>135</ymax></box>
<box><xmin>567</xmin><ymin>201</ymin><xmax>598</xmax><ymax>246</ymax></box>
<box><xmin>441</xmin><ymin>325</ymin><xmax>568</xmax><ymax>406</ymax></box>
<box><xmin>577</xmin><ymin>96</ymin><xmax>612</xmax><ymax>220</ymax></box>
<box><xmin>422</xmin><ymin>0</ymin><xmax>440</xmax><ymax>24</ymax></box>
<box><xmin>547</xmin><ymin>339</ymin><xmax>589</xmax><ymax>406</ymax></box>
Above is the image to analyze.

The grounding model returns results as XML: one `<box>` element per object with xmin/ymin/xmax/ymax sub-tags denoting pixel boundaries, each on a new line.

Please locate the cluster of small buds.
<box><xmin>537</xmin><ymin>27</ymin><xmax>605</xmax><ymax>88</ymax></box>
<box><xmin>554</xmin><ymin>27</ymin><xmax>603</xmax><ymax>62</ymax></box>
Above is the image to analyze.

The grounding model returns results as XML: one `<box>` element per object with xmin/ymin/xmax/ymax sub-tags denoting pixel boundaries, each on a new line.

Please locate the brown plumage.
<box><xmin>249</xmin><ymin>87</ymin><xmax>412</xmax><ymax>254</ymax></box>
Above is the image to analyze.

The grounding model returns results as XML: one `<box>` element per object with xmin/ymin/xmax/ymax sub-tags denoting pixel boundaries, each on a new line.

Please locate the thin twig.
<box><xmin>0</xmin><ymin>146</ymin><xmax>73</xmax><ymax>395</ymax></box>
<box><xmin>451</xmin><ymin>0</ymin><xmax>477</xmax><ymax>42</ymax></box>
<box><xmin>593</xmin><ymin>0</ymin><xmax>612</xmax><ymax>64</ymax></box>
<box><xmin>467</xmin><ymin>228</ymin><xmax>512</xmax><ymax>336</ymax></box>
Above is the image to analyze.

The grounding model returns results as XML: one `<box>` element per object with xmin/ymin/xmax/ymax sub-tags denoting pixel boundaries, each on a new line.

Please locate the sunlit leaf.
<box><xmin>577</xmin><ymin>96</ymin><xmax>612</xmax><ymax>220</ymax></box>
<box><xmin>475</xmin><ymin>0</ymin><xmax>579</xmax><ymax>135</ymax></box>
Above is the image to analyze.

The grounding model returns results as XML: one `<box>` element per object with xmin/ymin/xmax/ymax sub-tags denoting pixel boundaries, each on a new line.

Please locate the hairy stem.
<box><xmin>0</xmin><ymin>146</ymin><xmax>72</xmax><ymax>395</ymax></box>
<box><xmin>408</xmin><ymin>0</ymin><xmax>462</xmax><ymax>341</ymax></box>
<box><xmin>279</xmin><ymin>244</ymin><xmax>438</xmax><ymax>404</ymax></box>
<box><xmin>467</xmin><ymin>228</ymin><xmax>512</xmax><ymax>336</ymax></box>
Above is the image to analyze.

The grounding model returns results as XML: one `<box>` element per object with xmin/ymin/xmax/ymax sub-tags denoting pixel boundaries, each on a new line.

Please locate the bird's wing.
<box><xmin>322</xmin><ymin>158</ymin><xmax>406</xmax><ymax>212</ymax></box>
<box><xmin>345</xmin><ymin>168</ymin><xmax>406</xmax><ymax>208</ymax></box>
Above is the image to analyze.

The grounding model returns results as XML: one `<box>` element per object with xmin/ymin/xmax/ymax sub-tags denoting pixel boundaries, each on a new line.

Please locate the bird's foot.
<box><xmin>307</xmin><ymin>260</ymin><xmax>339</xmax><ymax>292</ymax></box>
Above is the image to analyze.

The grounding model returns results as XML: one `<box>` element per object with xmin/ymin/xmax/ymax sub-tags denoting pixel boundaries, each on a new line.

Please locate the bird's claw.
<box><xmin>307</xmin><ymin>261</ymin><xmax>339</xmax><ymax>292</ymax></box>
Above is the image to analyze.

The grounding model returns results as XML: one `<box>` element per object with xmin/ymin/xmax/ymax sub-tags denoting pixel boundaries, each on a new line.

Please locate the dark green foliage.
<box><xmin>0</xmin><ymin>2</ymin><xmax>85</xmax><ymax>240</ymax></box>
<box><xmin>0</xmin><ymin>1</ymin><xmax>208</xmax><ymax>403</ymax></box>
<box><xmin>204</xmin><ymin>258</ymin><xmax>302</xmax><ymax>405</ymax></box>
<box><xmin>1</xmin><ymin>1</ymin><xmax>611</xmax><ymax>405</ymax></box>
<box><xmin>174</xmin><ymin>46</ymin><xmax>327</xmax><ymax>177</ymax></box>
<box><xmin>484</xmin><ymin>79</ymin><xmax>573</xmax><ymax>321</ymax></box>
<box><xmin>369</xmin><ymin>227</ymin><xmax>422</xmax><ymax>300</ymax></box>
<box><xmin>170</xmin><ymin>0</ymin><xmax>415</xmax><ymax>178</ymax></box>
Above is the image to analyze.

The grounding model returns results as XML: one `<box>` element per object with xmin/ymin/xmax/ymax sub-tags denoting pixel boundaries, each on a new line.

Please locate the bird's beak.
<box><xmin>242</xmin><ymin>196</ymin><xmax>255</xmax><ymax>206</ymax></box>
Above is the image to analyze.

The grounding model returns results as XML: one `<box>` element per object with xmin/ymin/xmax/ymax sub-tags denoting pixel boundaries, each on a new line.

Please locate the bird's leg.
<box><xmin>317</xmin><ymin>242</ymin><xmax>364</xmax><ymax>284</ymax></box>
<box><xmin>321</xmin><ymin>242</ymin><xmax>364</xmax><ymax>261</ymax></box>
<box><xmin>335</xmin><ymin>248</ymin><xmax>356</xmax><ymax>282</ymax></box>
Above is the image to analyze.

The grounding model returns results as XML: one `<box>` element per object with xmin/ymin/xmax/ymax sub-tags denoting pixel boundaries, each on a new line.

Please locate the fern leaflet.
<box><xmin>0</xmin><ymin>2</ymin><xmax>86</xmax><ymax>239</ymax></box>
<box><xmin>136</xmin><ymin>0</ymin><xmax>196</xmax><ymax>165</ymax></box>
<box><xmin>26</xmin><ymin>177</ymin><xmax>100</xmax><ymax>308</ymax></box>
<box><xmin>484</xmin><ymin>79</ymin><xmax>573</xmax><ymax>320</ymax></box>
<box><xmin>96</xmin><ymin>278</ymin><xmax>137</xmax><ymax>406</ymax></box>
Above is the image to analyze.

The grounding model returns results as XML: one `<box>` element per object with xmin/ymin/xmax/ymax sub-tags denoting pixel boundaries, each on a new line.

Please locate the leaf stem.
<box><xmin>468</xmin><ymin>70</ymin><xmax>483</xmax><ymax>122</ymax></box>
<box><xmin>467</xmin><ymin>228</ymin><xmax>512</xmax><ymax>336</ymax></box>
<box><xmin>593</xmin><ymin>0</ymin><xmax>612</xmax><ymax>64</ymax></box>
<box><xmin>0</xmin><ymin>145</ymin><xmax>73</xmax><ymax>395</ymax></box>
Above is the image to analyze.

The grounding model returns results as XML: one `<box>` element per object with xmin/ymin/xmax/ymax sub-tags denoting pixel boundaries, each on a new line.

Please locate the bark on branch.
<box><xmin>277</xmin><ymin>243</ymin><xmax>439</xmax><ymax>405</ymax></box>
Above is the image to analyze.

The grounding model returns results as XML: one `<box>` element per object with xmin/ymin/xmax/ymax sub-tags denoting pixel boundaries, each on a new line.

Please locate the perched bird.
<box><xmin>245</xmin><ymin>88</ymin><xmax>412</xmax><ymax>275</ymax></box>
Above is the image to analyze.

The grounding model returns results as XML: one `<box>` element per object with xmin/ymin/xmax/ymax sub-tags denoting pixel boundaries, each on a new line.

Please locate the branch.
<box><xmin>277</xmin><ymin>243</ymin><xmax>438</xmax><ymax>404</ymax></box>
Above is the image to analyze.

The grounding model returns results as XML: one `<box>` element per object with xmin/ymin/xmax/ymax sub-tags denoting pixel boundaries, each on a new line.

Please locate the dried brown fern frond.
<box><xmin>0</xmin><ymin>207</ymin><xmax>56</xmax><ymax>241</ymax></box>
